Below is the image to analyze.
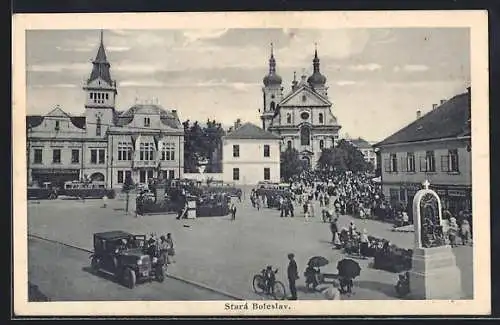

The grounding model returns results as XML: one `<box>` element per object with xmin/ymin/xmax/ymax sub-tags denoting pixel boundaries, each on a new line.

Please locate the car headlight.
<box><xmin>137</xmin><ymin>259</ymin><xmax>143</xmax><ymax>265</ymax></box>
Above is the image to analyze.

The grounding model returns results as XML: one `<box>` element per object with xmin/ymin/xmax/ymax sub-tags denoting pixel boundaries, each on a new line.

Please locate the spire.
<box><xmin>88</xmin><ymin>30</ymin><xmax>113</xmax><ymax>85</ymax></box>
<box><xmin>269</xmin><ymin>42</ymin><xmax>276</xmax><ymax>74</ymax></box>
<box><xmin>313</xmin><ymin>42</ymin><xmax>320</xmax><ymax>73</ymax></box>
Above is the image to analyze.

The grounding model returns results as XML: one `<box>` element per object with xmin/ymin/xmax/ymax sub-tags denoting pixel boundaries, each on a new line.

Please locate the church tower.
<box><xmin>83</xmin><ymin>30</ymin><xmax>117</xmax><ymax>138</ymax></box>
<box><xmin>261</xmin><ymin>43</ymin><xmax>283</xmax><ymax>130</ymax></box>
<box><xmin>307</xmin><ymin>44</ymin><xmax>328</xmax><ymax>98</ymax></box>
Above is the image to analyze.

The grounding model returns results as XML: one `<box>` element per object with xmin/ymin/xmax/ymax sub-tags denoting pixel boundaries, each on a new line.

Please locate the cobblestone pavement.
<box><xmin>27</xmin><ymin>194</ymin><xmax>473</xmax><ymax>300</ymax></box>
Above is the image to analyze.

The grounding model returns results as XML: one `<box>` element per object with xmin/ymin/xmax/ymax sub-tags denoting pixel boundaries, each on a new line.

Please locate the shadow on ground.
<box><xmin>355</xmin><ymin>280</ymin><xmax>400</xmax><ymax>299</ymax></box>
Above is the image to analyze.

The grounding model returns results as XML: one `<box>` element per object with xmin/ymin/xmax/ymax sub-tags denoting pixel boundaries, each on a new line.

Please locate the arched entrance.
<box><xmin>301</xmin><ymin>156</ymin><xmax>311</xmax><ymax>169</ymax></box>
<box><xmin>90</xmin><ymin>172</ymin><xmax>105</xmax><ymax>182</ymax></box>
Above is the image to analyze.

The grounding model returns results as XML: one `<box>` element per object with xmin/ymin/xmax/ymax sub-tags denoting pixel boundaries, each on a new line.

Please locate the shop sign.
<box><xmin>32</xmin><ymin>169</ymin><xmax>79</xmax><ymax>174</ymax></box>
<box><xmin>448</xmin><ymin>190</ymin><xmax>467</xmax><ymax>197</ymax></box>
<box><xmin>436</xmin><ymin>189</ymin><xmax>447</xmax><ymax>196</ymax></box>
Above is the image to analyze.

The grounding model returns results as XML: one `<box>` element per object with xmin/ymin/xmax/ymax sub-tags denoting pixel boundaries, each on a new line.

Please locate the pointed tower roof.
<box><xmin>307</xmin><ymin>43</ymin><xmax>327</xmax><ymax>86</ymax></box>
<box><xmin>88</xmin><ymin>30</ymin><xmax>114</xmax><ymax>85</ymax></box>
<box><xmin>263</xmin><ymin>43</ymin><xmax>282</xmax><ymax>87</ymax></box>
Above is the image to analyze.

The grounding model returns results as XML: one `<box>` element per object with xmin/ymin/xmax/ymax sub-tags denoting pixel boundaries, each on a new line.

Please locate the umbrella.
<box><xmin>337</xmin><ymin>258</ymin><xmax>361</xmax><ymax>279</ymax></box>
<box><xmin>308</xmin><ymin>256</ymin><xmax>329</xmax><ymax>268</ymax></box>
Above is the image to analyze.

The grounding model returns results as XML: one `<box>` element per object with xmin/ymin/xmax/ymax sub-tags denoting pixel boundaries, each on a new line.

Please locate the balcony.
<box><xmin>133</xmin><ymin>160</ymin><xmax>158</xmax><ymax>168</ymax></box>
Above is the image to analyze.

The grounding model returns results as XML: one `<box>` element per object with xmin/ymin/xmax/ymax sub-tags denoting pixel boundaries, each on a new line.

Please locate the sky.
<box><xmin>25</xmin><ymin>28</ymin><xmax>470</xmax><ymax>142</ymax></box>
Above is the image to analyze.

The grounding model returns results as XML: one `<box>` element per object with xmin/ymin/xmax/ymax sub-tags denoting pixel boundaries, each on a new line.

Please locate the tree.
<box><xmin>280</xmin><ymin>148</ymin><xmax>303</xmax><ymax>182</ymax></box>
<box><xmin>317</xmin><ymin>140</ymin><xmax>371</xmax><ymax>173</ymax></box>
<box><xmin>122</xmin><ymin>173</ymin><xmax>134</xmax><ymax>214</ymax></box>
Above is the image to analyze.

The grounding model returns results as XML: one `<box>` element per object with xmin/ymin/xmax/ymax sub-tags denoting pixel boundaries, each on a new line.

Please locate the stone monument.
<box><xmin>408</xmin><ymin>180</ymin><xmax>464</xmax><ymax>299</ymax></box>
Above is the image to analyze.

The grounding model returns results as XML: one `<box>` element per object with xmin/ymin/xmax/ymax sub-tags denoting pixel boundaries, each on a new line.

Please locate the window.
<box><xmin>287</xmin><ymin>140</ymin><xmax>292</xmax><ymax>149</ymax></box>
<box><xmin>441</xmin><ymin>149</ymin><xmax>459</xmax><ymax>173</ymax></box>
<box><xmin>71</xmin><ymin>149</ymin><xmax>79</xmax><ymax>163</ymax></box>
<box><xmin>233</xmin><ymin>168</ymin><xmax>240</xmax><ymax>181</ymax></box>
<box><xmin>52</xmin><ymin>149</ymin><xmax>61</xmax><ymax>163</ymax></box>
<box><xmin>147</xmin><ymin>170</ymin><xmax>154</xmax><ymax>180</ymax></box>
<box><xmin>390</xmin><ymin>153</ymin><xmax>398</xmax><ymax>172</ymax></box>
<box><xmin>90</xmin><ymin>93</ymin><xmax>94</xmax><ymax>99</ymax></box>
<box><xmin>233</xmin><ymin>145</ymin><xmax>240</xmax><ymax>158</ymax></box>
<box><xmin>270</xmin><ymin>102</ymin><xmax>276</xmax><ymax>111</ymax></box>
<box><xmin>33</xmin><ymin>149</ymin><xmax>42</xmax><ymax>164</ymax></box>
<box><xmin>300</xmin><ymin>112</ymin><xmax>309</xmax><ymax>120</ymax></box>
<box><xmin>140</xmin><ymin>170</ymin><xmax>146</xmax><ymax>183</ymax></box>
<box><xmin>140</xmin><ymin>142</ymin><xmax>155</xmax><ymax>161</ymax></box>
<box><xmin>263</xmin><ymin>145</ymin><xmax>270</xmax><ymax>157</ymax></box>
<box><xmin>55</xmin><ymin>121</ymin><xmax>60</xmax><ymax>131</ymax></box>
<box><xmin>264</xmin><ymin>168</ymin><xmax>270</xmax><ymax>180</ymax></box>
<box><xmin>125</xmin><ymin>170</ymin><xmax>132</xmax><ymax>182</ymax></box>
<box><xmin>118</xmin><ymin>142</ymin><xmax>132</xmax><ymax>161</ymax></box>
<box><xmin>99</xmin><ymin>149</ymin><xmax>105</xmax><ymax>164</ymax></box>
<box><xmin>389</xmin><ymin>189</ymin><xmax>399</xmax><ymax>203</ymax></box>
<box><xmin>406</xmin><ymin>152</ymin><xmax>415</xmax><ymax>172</ymax></box>
<box><xmin>319</xmin><ymin>140</ymin><xmax>324</xmax><ymax>150</ymax></box>
<box><xmin>319</xmin><ymin>113</ymin><xmax>324</xmax><ymax>124</ymax></box>
<box><xmin>161</xmin><ymin>142</ymin><xmax>176</xmax><ymax>161</ymax></box>
<box><xmin>95</xmin><ymin>117</ymin><xmax>101</xmax><ymax>136</ymax></box>
<box><xmin>168</xmin><ymin>170</ymin><xmax>175</xmax><ymax>179</ymax></box>
<box><xmin>117</xmin><ymin>170</ymin><xmax>124</xmax><ymax>184</ymax></box>
<box><xmin>286</xmin><ymin>113</ymin><xmax>292</xmax><ymax>124</ymax></box>
<box><xmin>144</xmin><ymin>117</ymin><xmax>150</xmax><ymax>127</ymax></box>
<box><xmin>105</xmin><ymin>93</ymin><xmax>109</xmax><ymax>100</ymax></box>
<box><xmin>90</xmin><ymin>149</ymin><xmax>97</xmax><ymax>164</ymax></box>
<box><xmin>300</xmin><ymin>127</ymin><xmax>310</xmax><ymax>146</ymax></box>
<box><xmin>302</xmin><ymin>95</ymin><xmax>307</xmax><ymax>102</ymax></box>
<box><xmin>425</xmin><ymin>151</ymin><xmax>436</xmax><ymax>172</ymax></box>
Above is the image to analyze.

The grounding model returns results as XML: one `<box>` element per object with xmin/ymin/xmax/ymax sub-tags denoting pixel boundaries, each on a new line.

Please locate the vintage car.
<box><xmin>60</xmin><ymin>181</ymin><xmax>116</xmax><ymax>199</ymax></box>
<box><xmin>90</xmin><ymin>231</ymin><xmax>166</xmax><ymax>288</ymax></box>
<box><xmin>27</xmin><ymin>182</ymin><xmax>59</xmax><ymax>200</ymax></box>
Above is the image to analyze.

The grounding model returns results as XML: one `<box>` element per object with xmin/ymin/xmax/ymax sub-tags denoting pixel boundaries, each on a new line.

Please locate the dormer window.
<box><xmin>55</xmin><ymin>121</ymin><xmax>60</xmax><ymax>131</ymax></box>
<box><xmin>319</xmin><ymin>113</ymin><xmax>324</xmax><ymax>124</ymax></box>
<box><xmin>144</xmin><ymin>117</ymin><xmax>151</xmax><ymax>127</ymax></box>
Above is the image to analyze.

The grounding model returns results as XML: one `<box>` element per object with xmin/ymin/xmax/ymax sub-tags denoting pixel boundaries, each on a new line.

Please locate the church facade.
<box><xmin>26</xmin><ymin>31</ymin><xmax>184</xmax><ymax>189</ymax></box>
<box><xmin>259</xmin><ymin>45</ymin><xmax>342</xmax><ymax>169</ymax></box>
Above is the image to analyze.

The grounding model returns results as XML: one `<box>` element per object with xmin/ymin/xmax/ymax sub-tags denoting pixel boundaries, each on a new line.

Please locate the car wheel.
<box><xmin>122</xmin><ymin>268</ymin><xmax>136</xmax><ymax>289</ymax></box>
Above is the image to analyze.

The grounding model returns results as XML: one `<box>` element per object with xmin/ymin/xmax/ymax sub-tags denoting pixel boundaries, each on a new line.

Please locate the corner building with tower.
<box><xmin>259</xmin><ymin>44</ymin><xmax>342</xmax><ymax>169</ymax></box>
<box><xmin>26</xmin><ymin>31</ymin><xmax>184</xmax><ymax>189</ymax></box>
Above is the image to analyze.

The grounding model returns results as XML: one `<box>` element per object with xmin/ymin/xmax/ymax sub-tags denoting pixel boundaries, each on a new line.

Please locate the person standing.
<box><xmin>460</xmin><ymin>219</ymin><xmax>471</xmax><ymax>245</ymax></box>
<box><xmin>360</xmin><ymin>229</ymin><xmax>369</xmax><ymax>259</ymax></box>
<box><xmin>166</xmin><ymin>233</ymin><xmax>176</xmax><ymax>264</ymax></box>
<box><xmin>230</xmin><ymin>202</ymin><xmax>237</xmax><ymax>221</ymax></box>
<box><xmin>287</xmin><ymin>253</ymin><xmax>299</xmax><ymax>300</ymax></box>
<box><xmin>330</xmin><ymin>218</ymin><xmax>338</xmax><ymax>243</ymax></box>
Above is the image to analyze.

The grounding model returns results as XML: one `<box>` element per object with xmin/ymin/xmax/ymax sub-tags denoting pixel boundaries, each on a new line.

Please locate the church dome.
<box><xmin>307</xmin><ymin>72</ymin><xmax>326</xmax><ymax>86</ymax></box>
<box><xmin>263</xmin><ymin>73</ymin><xmax>282</xmax><ymax>86</ymax></box>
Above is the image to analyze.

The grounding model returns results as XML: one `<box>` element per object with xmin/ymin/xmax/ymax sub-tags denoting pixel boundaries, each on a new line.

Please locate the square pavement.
<box><xmin>27</xmin><ymin>192</ymin><xmax>473</xmax><ymax>300</ymax></box>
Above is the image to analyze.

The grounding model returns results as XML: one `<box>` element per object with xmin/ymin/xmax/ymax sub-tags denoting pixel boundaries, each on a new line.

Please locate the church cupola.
<box><xmin>307</xmin><ymin>44</ymin><xmax>327</xmax><ymax>87</ymax></box>
<box><xmin>263</xmin><ymin>43</ymin><xmax>282</xmax><ymax>87</ymax></box>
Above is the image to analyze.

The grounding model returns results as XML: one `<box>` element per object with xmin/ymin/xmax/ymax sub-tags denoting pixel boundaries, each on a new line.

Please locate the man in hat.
<box><xmin>287</xmin><ymin>253</ymin><xmax>299</xmax><ymax>300</ymax></box>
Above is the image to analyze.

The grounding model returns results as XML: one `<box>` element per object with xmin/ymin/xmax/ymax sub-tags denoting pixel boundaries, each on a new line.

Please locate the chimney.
<box><xmin>432</xmin><ymin>104</ymin><xmax>437</xmax><ymax>110</ymax></box>
<box><xmin>440</xmin><ymin>99</ymin><xmax>446</xmax><ymax>105</ymax></box>
<box><xmin>416</xmin><ymin>109</ymin><xmax>422</xmax><ymax>119</ymax></box>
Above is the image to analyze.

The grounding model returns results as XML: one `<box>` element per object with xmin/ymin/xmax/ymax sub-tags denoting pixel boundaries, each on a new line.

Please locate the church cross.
<box><xmin>422</xmin><ymin>179</ymin><xmax>430</xmax><ymax>190</ymax></box>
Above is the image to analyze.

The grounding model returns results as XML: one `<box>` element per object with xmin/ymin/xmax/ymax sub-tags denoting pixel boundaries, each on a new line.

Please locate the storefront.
<box><xmin>31</xmin><ymin>168</ymin><xmax>80</xmax><ymax>187</ymax></box>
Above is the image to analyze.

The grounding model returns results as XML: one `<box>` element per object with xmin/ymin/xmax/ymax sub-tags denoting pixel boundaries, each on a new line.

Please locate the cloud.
<box><xmin>106</xmin><ymin>46</ymin><xmax>131</xmax><ymax>52</ymax></box>
<box><xmin>403</xmin><ymin>64</ymin><xmax>429</xmax><ymax>72</ymax></box>
<box><xmin>348</xmin><ymin>63</ymin><xmax>382</xmax><ymax>71</ymax></box>
<box><xmin>336</xmin><ymin>81</ymin><xmax>358</xmax><ymax>86</ymax></box>
<box><xmin>30</xmin><ymin>84</ymin><xmax>78</xmax><ymax>89</ymax></box>
<box><xmin>27</xmin><ymin>63</ymin><xmax>89</xmax><ymax>72</ymax></box>
<box><xmin>183</xmin><ymin>29</ymin><xmax>229</xmax><ymax>44</ymax></box>
<box><xmin>56</xmin><ymin>46</ymin><xmax>93</xmax><ymax>52</ymax></box>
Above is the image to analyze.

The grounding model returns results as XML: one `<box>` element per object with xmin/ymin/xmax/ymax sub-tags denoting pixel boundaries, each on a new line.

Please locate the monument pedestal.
<box><xmin>408</xmin><ymin>246</ymin><xmax>464</xmax><ymax>300</ymax></box>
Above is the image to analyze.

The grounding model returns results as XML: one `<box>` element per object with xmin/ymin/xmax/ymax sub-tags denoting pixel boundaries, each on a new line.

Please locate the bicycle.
<box><xmin>252</xmin><ymin>268</ymin><xmax>287</xmax><ymax>300</ymax></box>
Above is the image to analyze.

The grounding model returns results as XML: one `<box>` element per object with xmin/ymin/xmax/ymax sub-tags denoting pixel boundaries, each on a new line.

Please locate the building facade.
<box><xmin>27</xmin><ymin>31</ymin><xmax>184</xmax><ymax>189</ymax></box>
<box><xmin>349</xmin><ymin>138</ymin><xmax>377</xmax><ymax>170</ymax></box>
<box><xmin>259</xmin><ymin>45</ymin><xmax>342</xmax><ymax>169</ymax></box>
<box><xmin>374</xmin><ymin>88</ymin><xmax>472</xmax><ymax>218</ymax></box>
<box><xmin>222</xmin><ymin>123</ymin><xmax>281</xmax><ymax>185</ymax></box>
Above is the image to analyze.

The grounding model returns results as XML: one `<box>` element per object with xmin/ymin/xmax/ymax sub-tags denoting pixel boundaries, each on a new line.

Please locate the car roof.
<box><xmin>94</xmin><ymin>230</ymin><xmax>134</xmax><ymax>240</ymax></box>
